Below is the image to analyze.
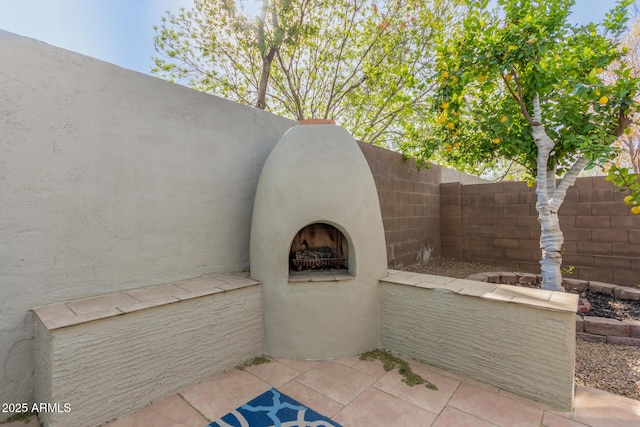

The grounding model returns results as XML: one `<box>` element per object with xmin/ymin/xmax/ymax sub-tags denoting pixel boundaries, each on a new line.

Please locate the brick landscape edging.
<box><xmin>466</xmin><ymin>272</ymin><xmax>640</xmax><ymax>347</ymax></box>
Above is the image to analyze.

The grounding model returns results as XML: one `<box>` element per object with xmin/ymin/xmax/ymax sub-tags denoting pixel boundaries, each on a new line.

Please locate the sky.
<box><xmin>0</xmin><ymin>0</ymin><xmax>635</xmax><ymax>76</ymax></box>
<box><xmin>0</xmin><ymin>0</ymin><xmax>261</xmax><ymax>75</ymax></box>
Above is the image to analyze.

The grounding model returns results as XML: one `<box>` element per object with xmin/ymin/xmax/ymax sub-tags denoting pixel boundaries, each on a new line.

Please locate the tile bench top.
<box><xmin>34</xmin><ymin>270</ymin><xmax>577</xmax><ymax>331</ymax></box>
<box><xmin>33</xmin><ymin>274</ymin><xmax>259</xmax><ymax>330</ymax></box>
<box><xmin>382</xmin><ymin>269</ymin><xmax>578</xmax><ymax>313</ymax></box>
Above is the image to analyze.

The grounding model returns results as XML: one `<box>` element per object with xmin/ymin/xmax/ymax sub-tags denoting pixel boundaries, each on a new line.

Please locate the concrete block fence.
<box><xmin>358</xmin><ymin>142</ymin><xmax>442</xmax><ymax>268</ymax></box>
<box><xmin>357</xmin><ymin>142</ymin><xmax>485</xmax><ymax>268</ymax></box>
<box><xmin>441</xmin><ymin>178</ymin><xmax>640</xmax><ymax>286</ymax></box>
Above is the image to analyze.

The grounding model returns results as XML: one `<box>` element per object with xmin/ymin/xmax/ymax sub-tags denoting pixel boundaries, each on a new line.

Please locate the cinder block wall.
<box><xmin>358</xmin><ymin>142</ymin><xmax>442</xmax><ymax>268</ymax></box>
<box><xmin>441</xmin><ymin>177</ymin><xmax>640</xmax><ymax>285</ymax></box>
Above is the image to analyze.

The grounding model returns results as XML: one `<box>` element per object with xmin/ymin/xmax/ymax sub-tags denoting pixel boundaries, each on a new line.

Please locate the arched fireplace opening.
<box><xmin>289</xmin><ymin>223</ymin><xmax>348</xmax><ymax>272</ymax></box>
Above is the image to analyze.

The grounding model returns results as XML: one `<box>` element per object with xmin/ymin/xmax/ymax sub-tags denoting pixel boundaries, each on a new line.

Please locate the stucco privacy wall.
<box><xmin>34</xmin><ymin>286</ymin><xmax>262</xmax><ymax>427</ymax></box>
<box><xmin>380</xmin><ymin>280</ymin><xmax>576</xmax><ymax>410</ymax></box>
<box><xmin>441</xmin><ymin>177</ymin><xmax>640</xmax><ymax>285</ymax></box>
<box><xmin>0</xmin><ymin>30</ymin><xmax>293</xmax><ymax>415</ymax></box>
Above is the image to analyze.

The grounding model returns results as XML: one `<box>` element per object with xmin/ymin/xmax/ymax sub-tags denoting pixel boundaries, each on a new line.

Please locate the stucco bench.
<box><xmin>380</xmin><ymin>270</ymin><xmax>578</xmax><ymax>411</ymax></box>
<box><xmin>33</xmin><ymin>275</ymin><xmax>262</xmax><ymax>427</ymax></box>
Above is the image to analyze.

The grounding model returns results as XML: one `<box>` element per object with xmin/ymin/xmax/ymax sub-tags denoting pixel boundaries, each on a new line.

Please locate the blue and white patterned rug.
<box><xmin>207</xmin><ymin>388</ymin><xmax>343</xmax><ymax>427</ymax></box>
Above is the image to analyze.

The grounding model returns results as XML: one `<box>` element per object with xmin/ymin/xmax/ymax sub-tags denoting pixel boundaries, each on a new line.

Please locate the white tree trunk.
<box><xmin>532</xmin><ymin>124</ymin><xmax>564</xmax><ymax>291</ymax></box>
<box><xmin>531</xmin><ymin>97</ymin><xmax>589</xmax><ymax>291</ymax></box>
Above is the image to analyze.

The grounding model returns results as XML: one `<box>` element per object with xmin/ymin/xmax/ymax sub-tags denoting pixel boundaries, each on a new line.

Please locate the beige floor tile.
<box><xmin>2</xmin><ymin>415</ymin><xmax>41</xmax><ymax>427</ymax></box>
<box><xmin>332</xmin><ymin>388</ymin><xmax>437</xmax><ymax>427</ymax></box>
<box><xmin>573</xmin><ymin>385</ymin><xmax>640</xmax><ymax>427</ymax></box>
<box><xmin>243</xmin><ymin>359</ymin><xmax>300</xmax><ymax>387</ymax></box>
<box><xmin>373</xmin><ymin>362</ymin><xmax>460</xmax><ymax>414</ymax></box>
<box><xmin>409</xmin><ymin>358</ymin><xmax>464</xmax><ymax>387</ymax></box>
<box><xmin>548</xmin><ymin>410</ymin><xmax>577</xmax><ymax>423</ymax></box>
<box><xmin>334</xmin><ymin>355</ymin><xmax>361</xmax><ymax>367</ymax></box>
<box><xmin>279</xmin><ymin>380</ymin><xmax>344</xmax><ymax>418</ymax></box>
<box><xmin>296</xmin><ymin>361</ymin><xmax>376</xmax><ymax>405</ymax></box>
<box><xmin>273</xmin><ymin>357</ymin><xmax>322</xmax><ymax>373</ymax></box>
<box><xmin>180</xmin><ymin>369</ymin><xmax>270</xmax><ymax>421</ymax></box>
<box><xmin>448</xmin><ymin>382</ymin><xmax>544</xmax><ymax>427</ymax></box>
<box><xmin>103</xmin><ymin>395</ymin><xmax>208</xmax><ymax>427</ymax></box>
<box><xmin>498</xmin><ymin>389</ymin><xmax>572</xmax><ymax>418</ymax></box>
<box><xmin>575</xmin><ymin>384</ymin><xmax>640</xmax><ymax>407</ymax></box>
<box><xmin>432</xmin><ymin>406</ymin><xmax>498</xmax><ymax>427</ymax></box>
<box><xmin>352</xmin><ymin>358</ymin><xmax>389</xmax><ymax>379</ymax></box>
<box><xmin>461</xmin><ymin>377</ymin><xmax>501</xmax><ymax>393</ymax></box>
<box><xmin>543</xmin><ymin>412</ymin><xmax>590</xmax><ymax>427</ymax></box>
<box><xmin>416</xmin><ymin>362</ymin><xmax>468</xmax><ymax>383</ymax></box>
<box><xmin>498</xmin><ymin>388</ymin><xmax>560</xmax><ymax>412</ymax></box>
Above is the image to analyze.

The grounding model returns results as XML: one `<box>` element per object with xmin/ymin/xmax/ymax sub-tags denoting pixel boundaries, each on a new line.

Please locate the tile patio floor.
<box><xmin>9</xmin><ymin>353</ymin><xmax>639</xmax><ymax>427</ymax></box>
<box><xmin>92</xmin><ymin>354</ymin><xmax>637</xmax><ymax>427</ymax></box>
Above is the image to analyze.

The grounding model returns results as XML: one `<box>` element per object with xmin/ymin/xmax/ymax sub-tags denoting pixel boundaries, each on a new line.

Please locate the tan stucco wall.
<box><xmin>250</xmin><ymin>125</ymin><xmax>388</xmax><ymax>359</ymax></box>
<box><xmin>34</xmin><ymin>286</ymin><xmax>262</xmax><ymax>427</ymax></box>
<box><xmin>380</xmin><ymin>281</ymin><xmax>576</xmax><ymax>410</ymax></box>
<box><xmin>0</xmin><ymin>29</ymin><xmax>293</xmax><ymax>415</ymax></box>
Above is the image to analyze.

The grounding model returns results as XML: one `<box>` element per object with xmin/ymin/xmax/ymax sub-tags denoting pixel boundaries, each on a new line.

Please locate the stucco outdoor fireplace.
<box><xmin>250</xmin><ymin>122</ymin><xmax>387</xmax><ymax>359</ymax></box>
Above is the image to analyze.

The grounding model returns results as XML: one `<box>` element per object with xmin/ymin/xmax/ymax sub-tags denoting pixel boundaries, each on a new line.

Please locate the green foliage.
<box><xmin>236</xmin><ymin>356</ymin><xmax>271</xmax><ymax>370</ymax></box>
<box><xmin>360</xmin><ymin>349</ymin><xmax>438</xmax><ymax>389</ymax></box>
<box><xmin>606</xmin><ymin>165</ymin><xmax>640</xmax><ymax>213</ymax></box>
<box><xmin>402</xmin><ymin>0</ymin><xmax>640</xmax><ymax>183</ymax></box>
<box><xmin>152</xmin><ymin>0</ymin><xmax>463</xmax><ymax>148</ymax></box>
<box><xmin>0</xmin><ymin>411</ymin><xmax>37</xmax><ymax>424</ymax></box>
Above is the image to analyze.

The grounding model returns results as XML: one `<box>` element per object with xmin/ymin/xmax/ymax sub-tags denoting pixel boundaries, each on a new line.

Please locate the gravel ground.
<box><xmin>575</xmin><ymin>340</ymin><xmax>640</xmax><ymax>400</ymax></box>
<box><xmin>402</xmin><ymin>257</ymin><xmax>640</xmax><ymax>401</ymax></box>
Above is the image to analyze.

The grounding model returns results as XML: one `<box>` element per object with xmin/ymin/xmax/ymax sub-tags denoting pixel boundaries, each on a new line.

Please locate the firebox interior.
<box><xmin>289</xmin><ymin>223</ymin><xmax>348</xmax><ymax>272</ymax></box>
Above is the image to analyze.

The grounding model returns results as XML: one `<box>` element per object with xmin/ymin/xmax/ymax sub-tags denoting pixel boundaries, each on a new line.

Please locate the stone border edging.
<box><xmin>466</xmin><ymin>272</ymin><xmax>640</xmax><ymax>347</ymax></box>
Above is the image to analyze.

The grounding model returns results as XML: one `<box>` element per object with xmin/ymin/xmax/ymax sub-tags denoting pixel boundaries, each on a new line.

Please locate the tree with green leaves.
<box><xmin>401</xmin><ymin>0</ymin><xmax>640</xmax><ymax>290</ymax></box>
<box><xmin>152</xmin><ymin>0</ymin><xmax>462</xmax><ymax>148</ymax></box>
<box><xmin>609</xmin><ymin>15</ymin><xmax>640</xmax><ymax>175</ymax></box>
